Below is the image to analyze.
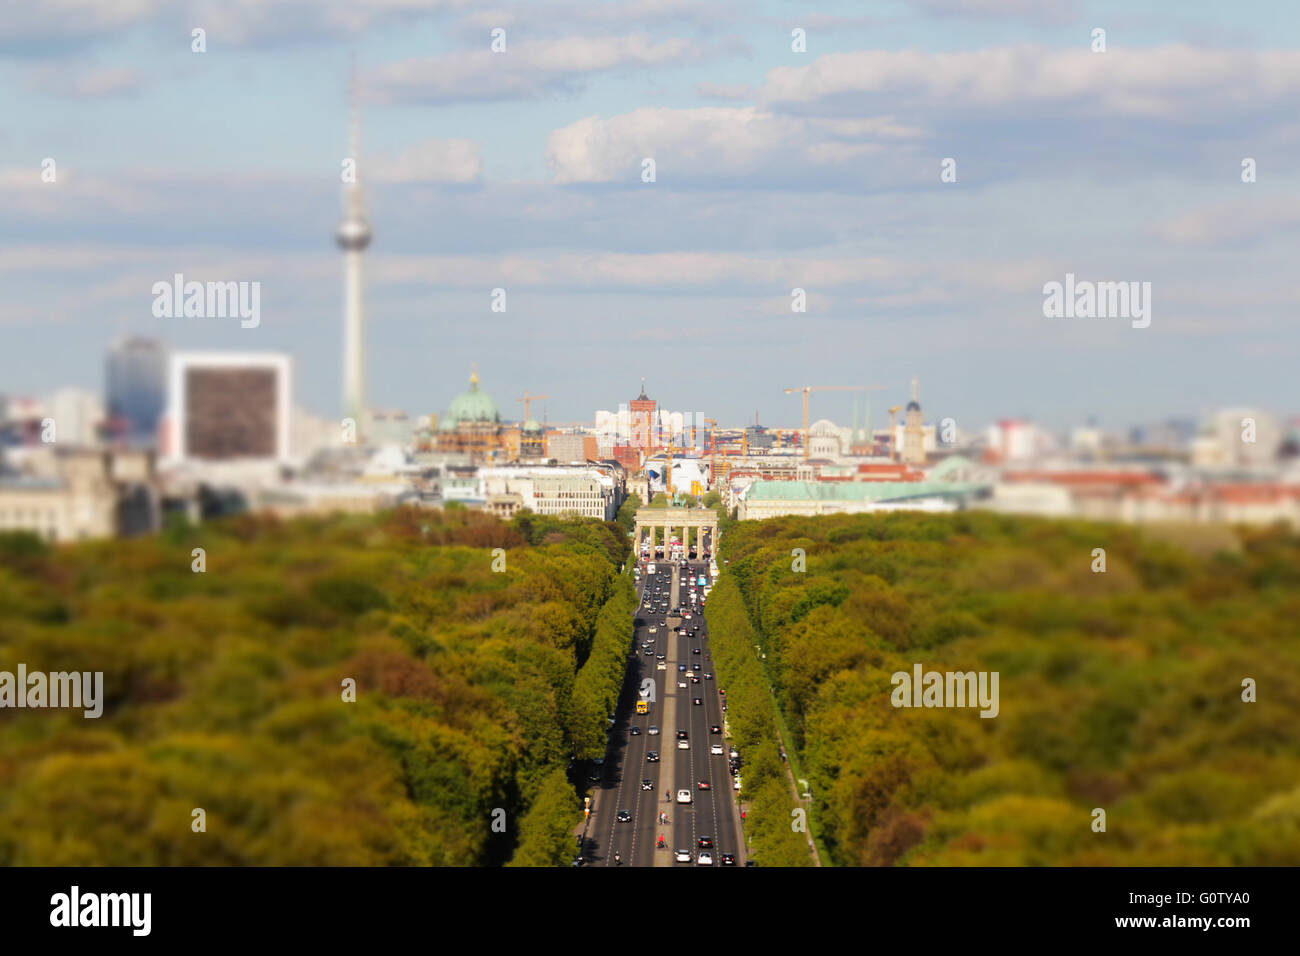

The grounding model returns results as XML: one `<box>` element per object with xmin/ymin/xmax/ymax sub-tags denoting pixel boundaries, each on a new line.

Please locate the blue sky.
<box><xmin>2</xmin><ymin>0</ymin><xmax>1298</xmax><ymax>433</ymax></box>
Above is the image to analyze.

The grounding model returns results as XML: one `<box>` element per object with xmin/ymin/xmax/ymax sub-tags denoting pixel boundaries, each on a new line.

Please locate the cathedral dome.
<box><xmin>446</xmin><ymin>369</ymin><xmax>500</xmax><ymax>424</ymax></box>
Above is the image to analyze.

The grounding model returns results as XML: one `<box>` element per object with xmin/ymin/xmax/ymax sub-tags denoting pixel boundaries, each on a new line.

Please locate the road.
<box><xmin>582</xmin><ymin>559</ymin><xmax>745</xmax><ymax>868</ymax></box>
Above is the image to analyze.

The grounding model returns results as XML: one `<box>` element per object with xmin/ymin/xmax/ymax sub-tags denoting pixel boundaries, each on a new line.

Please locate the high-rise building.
<box><xmin>337</xmin><ymin>68</ymin><xmax>372</xmax><ymax>435</ymax></box>
<box><xmin>106</xmin><ymin>337</ymin><xmax>167</xmax><ymax>446</ymax></box>
<box><xmin>164</xmin><ymin>352</ymin><xmax>292</xmax><ymax>464</ymax></box>
<box><xmin>46</xmin><ymin>387</ymin><xmax>104</xmax><ymax>446</ymax></box>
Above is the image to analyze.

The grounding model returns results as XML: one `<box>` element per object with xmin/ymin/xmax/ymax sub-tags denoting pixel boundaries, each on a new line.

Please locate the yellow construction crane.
<box><xmin>887</xmin><ymin>405</ymin><xmax>903</xmax><ymax>462</ymax></box>
<box><xmin>784</xmin><ymin>385</ymin><xmax>884</xmax><ymax>459</ymax></box>
<box><xmin>516</xmin><ymin>391</ymin><xmax>550</xmax><ymax>422</ymax></box>
<box><xmin>704</xmin><ymin>418</ymin><xmax>718</xmax><ymax>486</ymax></box>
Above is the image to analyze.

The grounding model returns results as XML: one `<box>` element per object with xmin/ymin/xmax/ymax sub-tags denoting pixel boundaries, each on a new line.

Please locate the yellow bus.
<box><xmin>636</xmin><ymin>699</ymin><xmax>650</xmax><ymax>714</ymax></box>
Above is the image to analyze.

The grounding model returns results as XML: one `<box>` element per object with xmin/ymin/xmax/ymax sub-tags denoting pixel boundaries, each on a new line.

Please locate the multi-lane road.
<box><xmin>579</xmin><ymin>559</ymin><xmax>745</xmax><ymax>867</ymax></box>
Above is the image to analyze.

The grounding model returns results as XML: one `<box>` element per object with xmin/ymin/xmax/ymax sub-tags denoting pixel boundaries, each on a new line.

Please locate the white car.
<box><xmin>710</xmin><ymin>743</ymin><xmax>724</xmax><ymax>755</ymax></box>
<box><xmin>649</xmin><ymin>627</ymin><xmax>657</xmax><ymax>634</ymax></box>
<box><xmin>676</xmin><ymin>789</ymin><xmax>692</xmax><ymax>804</ymax></box>
<box><xmin>678</xmin><ymin>739</ymin><xmax>689</xmax><ymax>750</ymax></box>
<box><xmin>674</xmin><ymin>849</ymin><xmax>691</xmax><ymax>862</ymax></box>
<box><xmin>677</xmin><ymin>680</ymin><xmax>686</xmax><ymax>688</ymax></box>
<box><xmin>697</xmin><ymin>852</ymin><xmax>713</xmax><ymax>866</ymax></box>
<box><xmin>733</xmin><ymin>776</ymin><xmax>741</xmax><ymax>791</ymax></box>
<box><xmin>657</xmin><ymin>662</ymin><xmax>667</xmax><ymax>670</ymax></box>
<box><xmin>647</xmin><ymin>726</ymin><xmax>659</xmax><ymax>735</ymax></box>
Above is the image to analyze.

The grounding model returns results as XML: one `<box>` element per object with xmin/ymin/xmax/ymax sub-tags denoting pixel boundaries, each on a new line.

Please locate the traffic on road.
<box><xmin>575</xmin><ymin>554</ymin><xmax>744</xmax><ymax>867</ymax></box>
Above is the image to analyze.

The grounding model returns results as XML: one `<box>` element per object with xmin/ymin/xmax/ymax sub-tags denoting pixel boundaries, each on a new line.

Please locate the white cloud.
<box><xmin>903</xmin><ymin>0</ymin><xmax>1078</xmax><ymax>23</ymax></box>
<box><xmin>545</xmin><ymin>107</ymin><xmax>922</xmax><ymax>185</ymax></box>
<box><xmin>760</xmin><ymin>45</ymin><xmax>1300</xmax><ymax>119</ymax></box>
<box><xmin>1153</xmin><ymin>199</ymin><xmax>1300</xmax><ymax>246</ymax></box>
<box><xmin>370</xmin><ymin>139</ymin><xmax>483</xmax><ymax>184</ymax></box>
<box><xmin>371</xmin><ymin>34</ymin><xmax>724</xmax><ymax>104</ymax></box>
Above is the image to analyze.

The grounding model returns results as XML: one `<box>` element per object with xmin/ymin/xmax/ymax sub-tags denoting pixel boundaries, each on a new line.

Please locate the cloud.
<box><xmin>0</xmin><ymin>0</ymin><xmax>476</xmax><ymax>51</ymax></box>
<box><xmin>901</xmin><ymin>0</ymin><xmax>1079</xmax><ymax>23</ymax></box>
<box><xmin>370</xmin><ymin>139</ymin><xmax>483</xmax><ymax>184</ymax></box>
<box><xmin>1153</xmin><ymin>198</ymin><xmax>1300</xmax><ymax>246</ymax></box>
<box><xmin>545</xmin><ymin>106</ymin><xmax>926</xmax><ymax>185</ymax></box>
<box><xmin>371</xmin><ymin>34</ymin><xmax>733</xmax><ymax>104</ymax></box>
<box><xmin>695</xmin><ymin>82</ymin><xmax>754</xmax><ymax>100</ymax></box>
<box><xmin>0</xmin><ymin>0</ymin><xmax>161</xmax><ymax>52</ymax></box>
<box><xmin>760</xmin><ymin>45</ymin><xmax>1300</xmax><ymax>120</ymax></box>
<box><xmin>25</xmin><ymin>64</ymin><xmax>147</xmax><ymax>98</ymax></box>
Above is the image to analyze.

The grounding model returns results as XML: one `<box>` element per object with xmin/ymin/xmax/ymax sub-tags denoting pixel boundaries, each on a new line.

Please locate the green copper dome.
<box><xmin>446</xmin><ymin>368</ymin><xmax>500</xmax><ymax>424</ymax></box>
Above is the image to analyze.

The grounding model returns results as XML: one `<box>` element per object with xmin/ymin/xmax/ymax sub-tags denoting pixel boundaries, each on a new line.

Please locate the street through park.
<box><xmin>579</xmin><ymin>559</ymin><xmax>746</xmax><ymax>867</ymax></box>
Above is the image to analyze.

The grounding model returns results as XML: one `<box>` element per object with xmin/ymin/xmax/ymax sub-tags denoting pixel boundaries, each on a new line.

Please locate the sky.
<box><xmin>2</xmin><ymin>0</ymin><xmax>1298</xmax><ymax>434</ymax></box>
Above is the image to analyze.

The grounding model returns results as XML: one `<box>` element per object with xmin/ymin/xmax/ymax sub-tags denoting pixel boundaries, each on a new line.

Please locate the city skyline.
<box><xmin>3</xmin><ymin>1</ymin><xmax>1298</xmax><ymax>430</ymax></box>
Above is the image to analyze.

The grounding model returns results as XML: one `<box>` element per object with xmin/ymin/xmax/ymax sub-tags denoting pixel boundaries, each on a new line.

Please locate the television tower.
<box><xmin>337</xmin><ymin>60</ymin><xmax>372</xmax><ymax>432</ymax></box>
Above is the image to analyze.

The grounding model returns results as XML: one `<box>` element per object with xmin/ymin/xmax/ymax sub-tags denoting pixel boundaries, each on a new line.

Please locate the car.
<box><xmin>657</xmin><ymin>661</ymin><xmax>666</xmax><ymax>670</ymax></box>
<box><xmin>676</xmin><ymin>789</ymin><xmax>692</xmax><ymax>804</ymax></box>
<box><xmin>733</xmin><ymin>777</ymin><xmax>741</xmax><ymax>791</ymax></box>
<box><xmin>692</xmin><ymin>697</ymin><xmax>703</xmax><ymax>706</ymax></box>
<box><xmin>656</xmin><ymin>655</ymin><xmax>666</xmax><ymax>661</ymax></box>
<box><xmin>690</xmin><ymin>675</ymin><xmax>701</xmax><ymax>684</ymax></box>
<box><xmin>730</xmin><ymin>748</ymin><xmax>739</xmax><ymax>760</ymax></box>
<box><xmin>704</xmin><ymin>673</ymin><xmax>713</xmax><ymax>680</ymax></box>
<box><xmin>648</xmin><ymin>725</ymin><xmax>659</xmax><ymax>735</ymax></box>
<box><xmin>677</xmin><ymin>680</ymin><xmax>686</xmax><ymax>688</ymax></box>
<box><xmin>697</xmin><ymin>852</ymin><xmax>713</xmax><ymax>866</ymax></box>
<box><xmin>678</xmin><ymin>739</ymin><xmax>689</xmax><ymax>750</ymax></box>
<box><xmin>692</xmin><ymin>647</ymin><xmax>701</xmax><ymax>655</ymax></box>
<box><xmin>643</xmin><ymin>648</ymin><xmax>654</xmax><ymax>656</ymax></box>
<box><xmin>616</xmin><ymin>809</ymin><xmax>632</xmax><ymax>823</ymax></box>
<box><xmin>720</xmin><ymin>853</ymin><xmax>736</xmax><ymax>866</ymax></box>
<box><xmin>697</xmin><ymin>780</ymin><xmax>710</xmax><ymax>790</ymax></box>
<box><xmin>711</xmin><ymin>743</ymin><xmax>725</xmax><ymax>756</ymax></box>
<box><xmin>678</xmin><ymin>663</ymin><xmax>686</xmax><ymax>672</ymax></box>
<box><xmin>646</xmin><ymin>751</ymin><xmax>659</xmax><ymax>762</ymax></box>
<box><xmin>648</xmin><ymin>627</ymin><xmax>657</xmax><ymax>634</ymax></box>
<box><xmin>684</xmin><ymin>613</ymin><xmax>692</xmax><ymax>620</ymax></box>
<box><xmin>629</xmin><ymin>726</ymin><xmax>641</xmax><ymax>736</ymax></box>
<box><xmin>692</xmin><ymin>663</ymin><xmax>701</xmax><ymax>672</ymax></box>
<box><xmin>698</xmin><ymin>836</ymin><xmax>714</xmax><ymax>848</ymax></box>
<box><xmin>710</xmin><ymin>725</ymin><xmax>721</xmax><ymax>734</ymax></box>
<box><xmin>719</xmin><ymin>689</ymin><xmax>726</xmax><ymax>696</ymax></box>
<box><xmin>676</xmin><ymin>730</ymin><xmax>688</xmax><ymax>739</ymax></box>
<box><xmin>674</xmin><ymin>849</ymin><xmax>691</xmax><ymax>863</ymax></box>
<box><xmin>587</xmin><ymin>770</ymin><xmax>601</xmax><ymax>782</ymax></box>
<box><xmin>641</xmin><ymin>779</ymin><xmax>654</xmax><ymax>791</ymax></box>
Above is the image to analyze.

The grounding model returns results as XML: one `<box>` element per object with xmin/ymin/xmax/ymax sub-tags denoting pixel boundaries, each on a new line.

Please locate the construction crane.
<box><xmin>784</xmin><ymin>385</ymin><xmax>884</xmax><ymax>459</ymax></box>
<box><xmin>516</xmin><ymin>391</ymin><xmax>550</xmax><ymax>423</ymax></box>
<box><xmin>887</xmin><ymin>406</ymin><xmax>903</xmax><ymax>462</ymax></box>
<box><xmin>704</xmin><ymin>418</ymin><xmax>718</xmax><ymax>487</ymax></box>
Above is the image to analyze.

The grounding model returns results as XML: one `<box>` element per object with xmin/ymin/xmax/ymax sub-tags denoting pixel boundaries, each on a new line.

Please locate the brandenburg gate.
<box><xmin>632</xmin><ymin>507</ymin><xmax>719</xmax><ymax>558</ymax></box>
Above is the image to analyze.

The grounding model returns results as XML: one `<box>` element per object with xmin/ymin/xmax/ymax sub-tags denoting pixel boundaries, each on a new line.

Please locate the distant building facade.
<box><xmin>106</xmin><ymin>337</ymin><xmax>167</xmax><ymax>447</ymax></box>
<box><xmin>164</xmin><ymin>352</ymin><xmax>292</xmax><ymax>464</ymax></box>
